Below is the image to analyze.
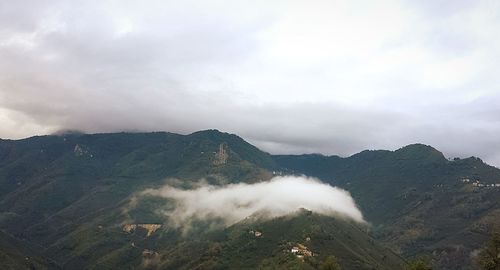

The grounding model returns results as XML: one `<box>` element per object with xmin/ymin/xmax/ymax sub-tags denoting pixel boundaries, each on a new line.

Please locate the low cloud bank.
<box><xmin>143</xmin><ymin>176</ymin><xmax>364</xmax><ymax>227</ymax></box>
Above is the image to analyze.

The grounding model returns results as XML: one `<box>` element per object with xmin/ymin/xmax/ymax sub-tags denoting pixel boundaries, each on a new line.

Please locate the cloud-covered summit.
<box><xmin>1</xmin><ymin>0</ymin><xmax>500</xmax><ymax>166</ymax></box>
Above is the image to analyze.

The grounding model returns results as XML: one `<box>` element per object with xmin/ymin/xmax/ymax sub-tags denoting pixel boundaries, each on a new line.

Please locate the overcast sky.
<box><xmin>1</xmin><ymin>0</ymin><xmax>500</xmax><ymax>166</ymax></box>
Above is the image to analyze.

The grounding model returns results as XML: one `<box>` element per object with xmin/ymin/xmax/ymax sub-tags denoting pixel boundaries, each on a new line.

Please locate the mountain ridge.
<box><xmin>2</xmin><ymin>130</ymin><xmax>494</xmax><ymax>169</ymax></box>
<box><xmin>0</xmin><ymin>130</ymin><xmax>498</xmax><ymax>269</ymax></box>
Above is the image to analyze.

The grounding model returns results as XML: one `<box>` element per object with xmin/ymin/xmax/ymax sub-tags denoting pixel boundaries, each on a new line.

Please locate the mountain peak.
<box><xmin>395</xmin><ymin>143</ymin><xmax>446</xmax><ymax>161</ymax></box>
<box><xmin>398</xmin><ymin>143</ymin><xmax>437</xmax><ymax>151</ymax></box>
<box><xmin>189</xmin><ymin>129</ymin><xmax>224</xmax><ymax>135</ymax></box>
<box><xmin>188</xmin><ymin>129</ymin><xmax>235</xmax><ymax>140</ymax></box>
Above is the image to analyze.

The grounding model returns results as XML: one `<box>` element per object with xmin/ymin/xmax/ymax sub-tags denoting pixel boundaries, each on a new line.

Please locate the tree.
<box><xmin>405</xmin><ymin>259</ymin><xmax>431</xmax><ymax>270</ymax></box>
<box><xmin>478</xmin><ymin>232</ymin><xmax>500</xmax><ymax>270</ymax></box>
<box><xmin>319</xmin><ymin>256</ymin><xmax>341</xmax><ymax>270</ymax></box>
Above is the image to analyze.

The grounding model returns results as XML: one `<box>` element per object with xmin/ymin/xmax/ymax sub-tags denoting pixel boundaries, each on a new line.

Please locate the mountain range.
<box><xmin>0</xmin><ymin>130</ymin><xmax>498</xmax><ymax>269</ymax></box>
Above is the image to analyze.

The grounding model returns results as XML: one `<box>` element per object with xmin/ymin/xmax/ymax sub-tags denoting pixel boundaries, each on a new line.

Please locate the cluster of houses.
<box><xmin>272</xmin><ymin>170</ymin><xmax>284</xmax><ymax>176</ymax></box>
<box><xmin>249</xmin><ymin>230</ymin><xmax>262</xmax><ymax>237</ymax></box>
<box><xmin>461</xmin><ymin>178</ymin><xmax>500</xmax><ymax>188</ymax></box>
<box><xmin>290</xmin><ymin>243</ymin><xmax>313</xmax><ymax>261</ymax></box>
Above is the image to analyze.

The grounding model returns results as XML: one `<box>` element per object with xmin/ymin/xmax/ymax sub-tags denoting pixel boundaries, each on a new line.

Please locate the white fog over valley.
<box><xmin>140</xmin><ymin>176</ymin><xmax>364</xmax><ymax>228</ymax></box>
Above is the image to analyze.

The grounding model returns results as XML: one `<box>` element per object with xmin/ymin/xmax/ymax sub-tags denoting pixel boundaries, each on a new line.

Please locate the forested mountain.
<box><xmin>0</xmin><ymin>130</ymin><xmax>498</xmax><ymax>269</ymax></box>
<box><xmin>274</xmin><ymin>144</ymin><xmax>500</xmax><ymax>269</ymax></box>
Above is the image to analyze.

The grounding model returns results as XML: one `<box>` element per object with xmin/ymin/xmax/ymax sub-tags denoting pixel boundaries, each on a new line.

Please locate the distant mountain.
<box><xmin>0</xmin><ymin>131</ymin><xmax>498</xmax><ymax>269</ymax></box>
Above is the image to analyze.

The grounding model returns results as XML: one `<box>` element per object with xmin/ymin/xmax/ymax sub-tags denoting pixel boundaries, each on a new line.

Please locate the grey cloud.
<box><xmin>1</xmin><ymin>0</ymin><xmax>500</xmax><ymax>167</ymax></box>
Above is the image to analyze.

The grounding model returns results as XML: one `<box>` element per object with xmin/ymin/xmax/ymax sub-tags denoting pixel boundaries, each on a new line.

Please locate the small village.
<box><xmin>460</xmin><ymin>178</ymin><xmax>500</xmax><ymax>188</ymax></box>
<box><xmin>249</xmin><ymin>230</ymin><xmax>263</xmax><ymax>237</ymax></box>
<box><xmin>249</xmin><ymin>228</ymin><xmax>314</xmax><ymax>261</ymax></box>
<box><xmin>290</xmin><ymin>243</ymin><xmax>314</xmax><ymax>261</ymax></box>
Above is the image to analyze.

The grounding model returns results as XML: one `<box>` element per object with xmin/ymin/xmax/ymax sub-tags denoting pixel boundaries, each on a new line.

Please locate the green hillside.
<box><xmin>210</xmin><ymin>210</ymin><xmax>404</xmax><ymax>270</ymax></box>
<box><xmin>61</xmin><ymin>209</ymin><xmax>404</xmax><ymax>270</ymax></box>
<box><xmin>274</xmin><ymin>144</ymin><xmax>500</xmax><ymax>269</ymax></box>
<box><xmin>0</xmin><ymin>131</ymin><xmax>498</xmax><ymax>269</ymax></box>
<box><xmin>0</xmin><ymin>130</ymin><xmax>275</xmax><ymax>268</ymax></box>
<box><xmin>0</xmin><ymin>230</ymin><xmax>59</xmax><ymax>270</ymax></box>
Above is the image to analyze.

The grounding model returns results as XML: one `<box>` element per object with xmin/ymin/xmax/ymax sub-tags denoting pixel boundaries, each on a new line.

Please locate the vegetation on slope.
<box><xmin>0</xmin><ymin>131</ymin><xmax>499</xmax><ymax>269</ymax></box>
<box><xmin>274</xmin><ymin>144</ymin><xmax>500</xmax><ymax>269</ymax></box>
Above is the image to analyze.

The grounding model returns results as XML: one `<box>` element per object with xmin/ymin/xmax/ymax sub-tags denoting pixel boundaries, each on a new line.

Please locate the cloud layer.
<box><xmin>142</xmin><ymin>176</ymin><xmax>364</xmax><ymax>227</ymax></box>
<box><xmin>1</xmin><ymin>0</ymin><xmax>500</xmax><ymax>166</ymax></box>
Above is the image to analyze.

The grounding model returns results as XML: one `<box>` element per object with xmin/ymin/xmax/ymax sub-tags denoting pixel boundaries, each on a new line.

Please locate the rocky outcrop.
<box><xmin>213</xmin><ymin>143</ymin><xmax>228</xmax><ymax>165</ymax></box>
<box><xmin>122</xmin><ymin>224</ymin><xmax>162</xmax><ymax>237</ymax></box>
<box><xmin>74</xmin><ymin>144</ymin><xmax>93</xmax><ymax>157</ymax></box>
